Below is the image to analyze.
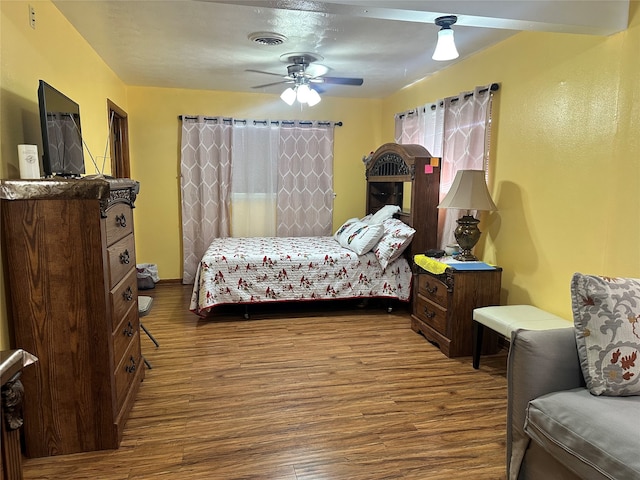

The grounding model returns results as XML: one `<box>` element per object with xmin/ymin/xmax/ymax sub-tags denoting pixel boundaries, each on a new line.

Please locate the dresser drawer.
<box><xmin>113</xmin><ymin>306</ymin><xmax>139</xmax><ymax>366</ymax></box>
<box><xmin>107</xmin><ymin>234</ymin><xmax>136</xmax><ymax>288</ymax></box>
<box><xmin>416</xmin><ymin>274</ymin><xmax>449</xmax><ymax>307</ymax></box>
<box><xmin>105</xmin><ymin>203</ymin><xmax>133</xmax><ymax>247</ymax></box>
<box><xmin>114</xmin><ymin>331</ymin><xmax>142</xmax><ymax>413</ymax></box>
<box><xmin>110</xmin><ymin>268</ymin><xmax>138</xmax><ymax>329</ymax></box>
<box><xmin>413</xmin><ymin>294</ymin><xmax>448</xmax><ymax>336</ymax></box>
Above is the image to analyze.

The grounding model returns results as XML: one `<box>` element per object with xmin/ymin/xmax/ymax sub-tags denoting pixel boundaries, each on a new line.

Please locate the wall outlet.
<box><xmin>29</xmin><ymin>5</ymin><xmax>36</xmax><ymax>29</ymax></box>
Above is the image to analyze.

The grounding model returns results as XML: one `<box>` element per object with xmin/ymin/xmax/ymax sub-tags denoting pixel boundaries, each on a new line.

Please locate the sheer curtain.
<box><xmin>395</xmin><ymin>84</ymin><xmax>495</xmax><ymax>247</ymax></box>
<box><xmin>180</xmin><ymin>116</ymin><xmax>232</xmax><ymax>284</ymax></box>
<box><xmin>231</xmin><ymin>121</ymin><xmax>279</xmax><ymax>237</ymax></box>
<box><xmin>394</xmin><ymin>102</ymin><xmax>444</xmax><ymax>157</ymax></box>
<box><xmin>277</xmin><ymin>121</ymin><xmax>335</xmax><ymax>237</ymax></box>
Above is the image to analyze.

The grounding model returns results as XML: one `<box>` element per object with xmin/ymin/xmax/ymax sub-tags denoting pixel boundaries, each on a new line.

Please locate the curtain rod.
<box><xmin>178</xmin><ymin>116</ymin><xmax>342</xmax><ymax>127</ymax></box>
<box><xmin>398</xmin><ymin>83</ymin><xmax>500</xmax><ymax>118</ymax></box>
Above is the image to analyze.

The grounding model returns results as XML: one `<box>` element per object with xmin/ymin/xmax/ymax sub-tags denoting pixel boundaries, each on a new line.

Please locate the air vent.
<box><xmin>248</xmin><ymin>32</ymin><xmax>287</xmax><ymax>46</ymax></box>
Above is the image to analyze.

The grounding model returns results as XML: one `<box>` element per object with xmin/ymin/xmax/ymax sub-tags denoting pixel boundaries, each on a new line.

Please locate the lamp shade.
<box><xmin>432</xmin><ymin>28</ymin><xmax>459</xmax><ymax>61</ymax></box>
<box><xmin>438</xmin><ymin>170</ymin><xmax>497</xmax><ymax>211</ymax></box>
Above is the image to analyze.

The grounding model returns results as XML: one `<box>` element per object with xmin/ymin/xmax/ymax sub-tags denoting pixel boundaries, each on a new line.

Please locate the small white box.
<box><xmin>18</xmin><ymin>144</ymin><xmax>40</xmax><ymax>179</ymax></box>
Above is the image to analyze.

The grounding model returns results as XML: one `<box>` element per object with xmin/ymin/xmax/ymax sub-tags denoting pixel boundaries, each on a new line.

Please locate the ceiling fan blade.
<box><xmin>251</xmin><ymin>80</ymin><xmax>293</xmax><ymax>89</ymax></box>
<box><xmin>305</xmin><ymin>63</ymin><xmax>329</xmax><ymax>77</ymax></box>
<box><xmin>245</xmin><ymin>69</ymin><xmax>287</xmax><ymax>78</ymax></box>
<box><xmin>318</xmin><ymin>76</ymin><xmax>364</xmax><ymax>86</ymax></box>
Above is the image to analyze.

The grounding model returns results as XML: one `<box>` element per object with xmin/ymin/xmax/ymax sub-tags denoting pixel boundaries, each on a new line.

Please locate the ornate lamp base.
<box><xmin>453</xmin><ymin>215</ymin><xmax>481</xmax><ymax>261</ymax></box>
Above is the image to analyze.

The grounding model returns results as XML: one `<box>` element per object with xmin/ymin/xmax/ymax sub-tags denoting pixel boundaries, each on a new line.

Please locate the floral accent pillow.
<box><xmin>571</xmin><ymin>273</ymin><xmax>640</xmax><ymax>396</ymax></box>
<box><xmin>373</xmin><ymin>218</ymin><xmax>416</xmax><ymax>270</ymax></box>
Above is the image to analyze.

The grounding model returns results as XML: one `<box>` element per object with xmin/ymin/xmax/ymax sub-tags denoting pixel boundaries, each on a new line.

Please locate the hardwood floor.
<box><xmin>21</xmin><ymin>284</ymin><xmax>508</xmax><ymax>479</ymax></box>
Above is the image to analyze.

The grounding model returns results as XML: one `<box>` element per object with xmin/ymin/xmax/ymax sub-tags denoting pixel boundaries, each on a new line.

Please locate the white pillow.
<box><xmin>373</xmin><ymin>218</ymin><xmax>416</xmax><ymax>269</ymax></box>
<box><xmin>334</xmin><ymin>218</ymin><xmax>360</xmax><ymax>242</ymax></box>
<box><xmin>366</xmin><ymin>205</ymin><xmax>400</xmax><ymax>225</ymax></box>
<box><xmin>336</xmin><ymin>220</ymin><xmax>384</xmax><ymax>255</ymax></box>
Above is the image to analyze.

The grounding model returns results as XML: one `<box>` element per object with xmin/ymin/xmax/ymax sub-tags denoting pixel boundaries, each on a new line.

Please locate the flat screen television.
<box><xmin>37</xmin><ymin>80</ymin><xmax>85</xmax><ymax>177</ymax></box>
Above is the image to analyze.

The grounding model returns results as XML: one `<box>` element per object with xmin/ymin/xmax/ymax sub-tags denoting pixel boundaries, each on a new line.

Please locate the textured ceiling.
<box><xmin>52</xmin><ymin>0</ymin><xmax>629</xmax><ymax>99</ymax></box>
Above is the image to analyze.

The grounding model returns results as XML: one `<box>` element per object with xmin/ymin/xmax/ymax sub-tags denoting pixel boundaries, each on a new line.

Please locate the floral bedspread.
<box><xmin>189</xmin><ymin>236</ymin><xmax>413</xmax><ymax>315</ymax></box>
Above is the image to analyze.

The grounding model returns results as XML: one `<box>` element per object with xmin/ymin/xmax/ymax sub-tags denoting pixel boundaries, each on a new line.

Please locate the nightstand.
<box><xmin>411</xmin><ymin>260</ymin><xmax>502</xmax><ymax>357</ymax></box>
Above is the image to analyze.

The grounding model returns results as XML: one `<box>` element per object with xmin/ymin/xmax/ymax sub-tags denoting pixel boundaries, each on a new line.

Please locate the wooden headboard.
<box><xmin>365</xmin><ymin>143</ymin><xmax>441</xmax><ymax>257</ymax></box>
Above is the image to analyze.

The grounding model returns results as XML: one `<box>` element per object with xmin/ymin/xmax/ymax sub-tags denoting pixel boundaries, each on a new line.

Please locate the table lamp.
<box><xmin>438</xmin><ymin>169</ymin><xmax>497</xmax><ymax>261</ymax></box>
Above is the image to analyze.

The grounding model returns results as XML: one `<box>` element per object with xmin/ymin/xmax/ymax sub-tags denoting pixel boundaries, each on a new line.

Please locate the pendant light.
<box><xmin>432</xmin><ymin>15</ymin><xmax>459</xmax><ymax>61</ymax></box>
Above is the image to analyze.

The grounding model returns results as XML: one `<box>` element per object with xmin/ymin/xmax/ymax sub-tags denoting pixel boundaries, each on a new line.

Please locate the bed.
<box><xmin>190</xmin><ymin>143</ymin><xmax>441</xmax><ymax>316</ymax></box>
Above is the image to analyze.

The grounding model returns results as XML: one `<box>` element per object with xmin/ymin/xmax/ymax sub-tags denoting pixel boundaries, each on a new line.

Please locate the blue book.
<box><xmin>446</xmin><ymin>261</ymin><xmax>496</xmax><ymax>271</ymax></box>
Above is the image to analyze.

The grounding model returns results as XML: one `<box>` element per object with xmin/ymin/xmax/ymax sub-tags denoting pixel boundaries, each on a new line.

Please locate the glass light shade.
<box><xmin>296</xmin><ymin>84</ymin><xmax>311</xmax><ymax>103</ymax></box>
<box><xmin>280</xmin><ymin>87</ymin><xmax>296</xmax><ymax>105</ymax></box>
<box><xmin>307</xmin><ymin>88</ymin><xmax>321</xmax><ymax>106</ymax></box>
<box><xmin>438</xmin><ymin>170</ymin><xmax>497</xmax><ymax>211</ymax></box>
<box><xmin>432</xmin><ymin>28</ymin><xmax>459</xmax><ymax>61</ymax></box>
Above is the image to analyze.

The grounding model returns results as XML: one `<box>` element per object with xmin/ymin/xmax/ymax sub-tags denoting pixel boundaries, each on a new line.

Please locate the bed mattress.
<box><xmin>189</xmin><ymin>236</ymin><xmax>413</xmax><ymax>315</ymax></box>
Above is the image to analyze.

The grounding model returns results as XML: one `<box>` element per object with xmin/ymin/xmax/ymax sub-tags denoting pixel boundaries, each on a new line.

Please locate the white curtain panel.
<box><xmin>423</xmin><ymin>102</ymin><xmax>445</xmax><ymax>159</ymax></box>
<box><xmin>394</xmin><ymin>103</ymin><xmax>444</xmax><ymax>157</ymax></box>
<box><xmin>439</xmin><ymin>85</ymin><xmax>493</xmax><ymax>247</ymax></box>
<box><xmin>277</xmin><ymin>121</ymin><xmax>335</xmax><ymax>237</ymax></box>
<box><xmin>394</xmin><ymin>109</ymin><xmax>422</xmax><ymax>144</ymax></box>
<box><xmin>231</xmin><ymin>122</ymin><xmax>279</xmax><ymax>237</ymax></box>
<box><xmin>180</xmin><ymin>116</ymin><xmax>232</xmax><ymax>284</ymax></box>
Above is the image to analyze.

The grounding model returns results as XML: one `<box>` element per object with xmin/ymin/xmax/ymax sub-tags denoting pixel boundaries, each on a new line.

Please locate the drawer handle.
<box><xmin>119</xmin><ymin>249</ymin><xmax>130</xmax><ymax>265</ymax></box>
<box><xmin>125</xmin><ymin>356</ymin><xmax>136</xmax><ymax>373</ymax></box>
<box><xmin>123</xmin><ymin>321</ymin><xmax>134</xmax><ymax>337</ymax></box>
<box><xmin>423</xmin><ymin>307</ymin><xmax>436</xmax><ymax>319</ymax></box>
<box><xmin>123</xmin><ymin>286</ymin><xmax>134</xmax><ymax>302</ymax></box>
<box><xmin>115</xmin><ymin>213</ymin><xmax>127</xmax><ymax>228</ymax></box>
<box><xmin>425</xmin><ymin>283</ymin><xmax>438</xmax><ymax>294</ymax></box>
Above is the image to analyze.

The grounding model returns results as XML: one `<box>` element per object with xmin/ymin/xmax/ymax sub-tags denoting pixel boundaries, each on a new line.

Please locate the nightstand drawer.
<box><xmin>412</xmin><ymin>264</ymin><xmax>502</xmax><ymax>358</ymax></box>
<box><xmin>416</xmin><ymin>274</ymin><xmax>448</xmax><ymax>307</ymax></box>
<box><xmin>414</xmin><ymin>294</ymin><xmax>448</xmax><ymax>335</ymax></box>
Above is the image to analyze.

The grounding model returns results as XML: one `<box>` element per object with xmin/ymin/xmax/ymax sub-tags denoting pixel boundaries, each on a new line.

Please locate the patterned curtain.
<box><xmin>180</xmin><ymin>116</ymin><xmax>232</xmax><ymax>284</ymax></box>
<box><xmin>394</xmin><ymin>84</ymin><xmax>495</xmax><ymax>247</ymax></box>
<box><xmin>394</xmin><ymin>109</ymin><xmax>423</xmax><ymax>145</ymax></box>
<box><xmin>439</xmin><ymin>86</ymin><xmax>493</xmax><ymax>247</ymax></box>
<box><xmin>277</xmin><ymin>121</ymin><xmax>335</xmax><ymax>236</ymax></box>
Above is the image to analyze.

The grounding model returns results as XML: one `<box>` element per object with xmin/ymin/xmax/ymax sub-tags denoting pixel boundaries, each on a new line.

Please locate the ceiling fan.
<box><xmin>247</xmin><ymin>53</ymin><xmax>364</xmax><ymax>92</ymax></box>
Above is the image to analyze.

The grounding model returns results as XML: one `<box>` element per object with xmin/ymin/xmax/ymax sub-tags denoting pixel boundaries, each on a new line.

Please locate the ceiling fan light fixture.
<box><xmin>296</xmin><ymin>84</ymin><xmax>311</xmax><ymax>103</ymax></box>
<box><xmin>280</xmin><ymin>87</ymin><xmax>296</xmax><ymax>105</ymax></box>
<box><xmin>432</xmin><ymin>15</ymin><xmax>459</xmax><ymax>61</ymax></box>
<box><xmin>307</xmin><ymin>88</ymin><xmax>321</xmax><ymax>106</ymax></box>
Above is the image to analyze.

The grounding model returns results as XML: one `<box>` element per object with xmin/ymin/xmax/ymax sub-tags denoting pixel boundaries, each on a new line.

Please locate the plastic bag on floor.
<box><xmin>137</xmin><ymin>263</ymin><xmax>159</xmax><ymax>290</ymax></box>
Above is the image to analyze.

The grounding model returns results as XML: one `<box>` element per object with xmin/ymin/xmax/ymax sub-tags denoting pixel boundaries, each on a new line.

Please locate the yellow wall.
<box><xmin>2</xmin><ymin>0</ymin><xmax>640</xmax><ymax>348</ymax></box>
<box><xmin>382</xmin><ymin>3</ymin><xmax>640</xmax><ymax>317</ymax></box>
<box><xmin>0</xmin><ymin>0</ymin><xmax>128</xmax><ymax>348</ymax></box>
<box><xmin>126</xmin><ymin>87</ymin><xmax>382</xmax><ymax>279</ymax></box>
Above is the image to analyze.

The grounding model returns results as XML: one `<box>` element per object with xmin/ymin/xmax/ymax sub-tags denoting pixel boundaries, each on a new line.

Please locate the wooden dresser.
<box><xmin>412</xmin><ymin>264</ymin><xmax>502</xmax><ymax>357</ymax></box>
<box><xmin>0</xmin><ymin>178</ymin><xmax>144</xmax><ymax>458</ymax></box>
